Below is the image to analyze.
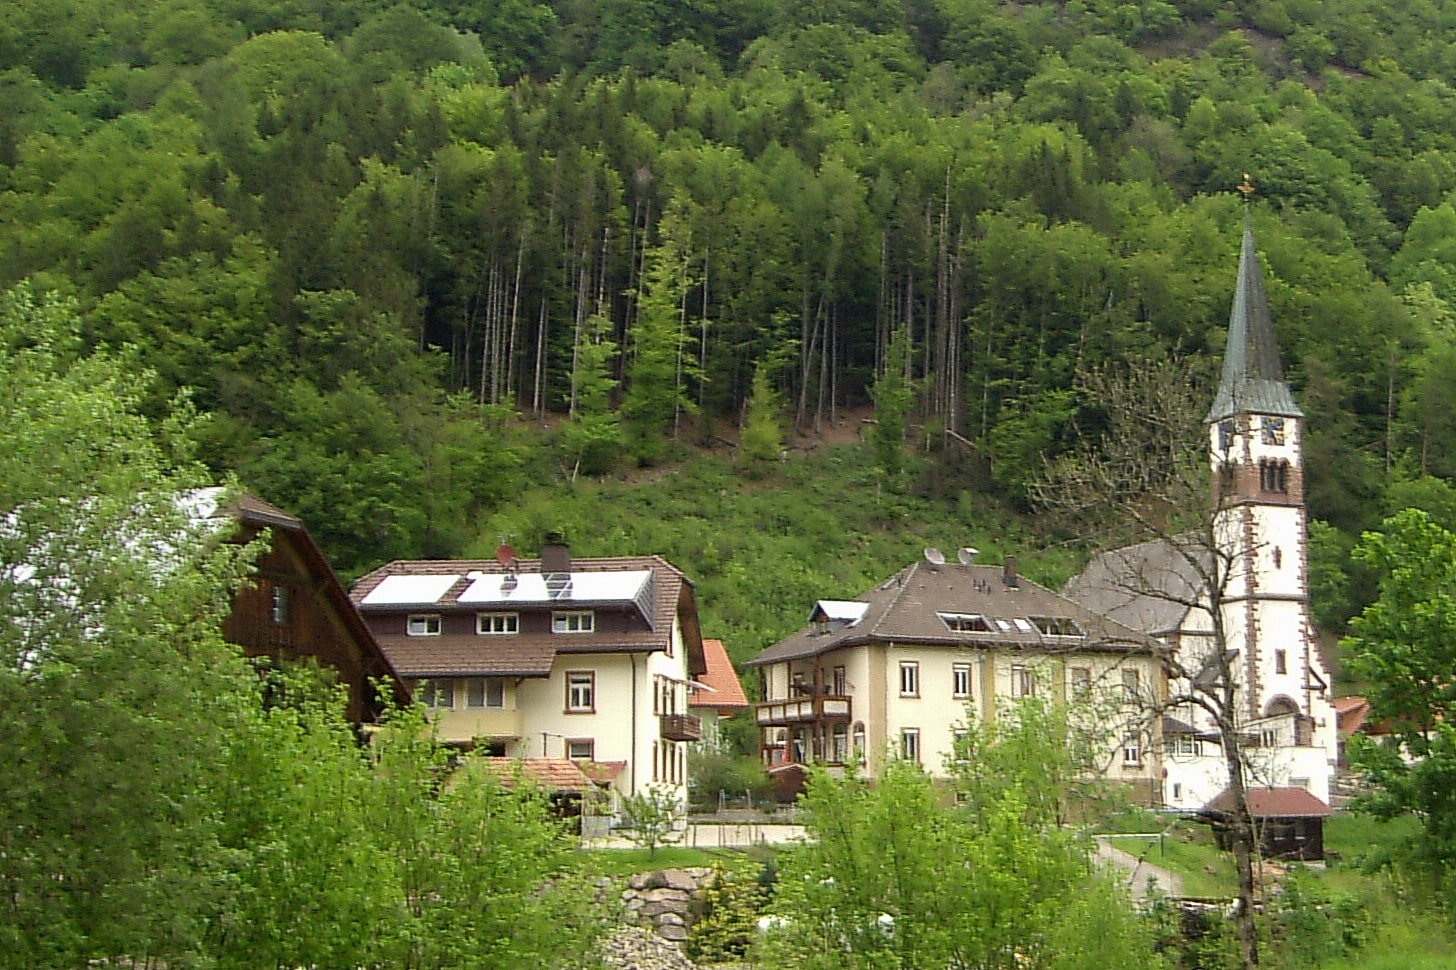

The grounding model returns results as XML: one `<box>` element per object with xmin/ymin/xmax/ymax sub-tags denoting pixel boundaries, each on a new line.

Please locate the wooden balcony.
<box><xmin>755</xmin><ymin>692</ymin><xmax>852</xmax><ymax>727</ymax></box>
<box><xmin>660</xmin><ymin>713</ymin><xmax>702</xmax><ymax>742</ymax></box>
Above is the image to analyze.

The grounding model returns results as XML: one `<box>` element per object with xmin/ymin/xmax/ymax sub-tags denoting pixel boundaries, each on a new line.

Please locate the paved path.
<box><xmin>1094</xmin><ymin>835</ymin><xmax>1185</xmax><ymax>898</ymax></box>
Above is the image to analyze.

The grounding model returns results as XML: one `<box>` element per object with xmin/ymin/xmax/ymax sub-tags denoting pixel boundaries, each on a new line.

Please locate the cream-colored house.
<box><xmin>746</xmin><ymin>556</ymin><xmax>1168</xmax><ymax>804</ymax></box>
<box><xmin>350</xmin><ymin>538</ymin><xmax>706</xmax><ymax>808</ymax></box>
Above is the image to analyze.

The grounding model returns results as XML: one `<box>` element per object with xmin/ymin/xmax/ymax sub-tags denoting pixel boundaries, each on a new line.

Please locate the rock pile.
<box><xmin>619</xmin><ymin>867</ymin><xmax>718</xmax><ymax>942</ymax></box>
<box><xmin>598</xmin><ymin>926</ymin><xmax>699</xmax><ymax>970</ymax></box>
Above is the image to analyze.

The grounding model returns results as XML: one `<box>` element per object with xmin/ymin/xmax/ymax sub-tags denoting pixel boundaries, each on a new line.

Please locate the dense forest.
<box><xmin>6</xmin><ymin>0</ymin><xmax>1456</xmax><ymax>631</ymax></box>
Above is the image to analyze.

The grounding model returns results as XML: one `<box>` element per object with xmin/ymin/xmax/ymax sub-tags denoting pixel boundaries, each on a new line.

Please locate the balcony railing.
<box><xmin>660</xmin><ymin>713</ymin><xmax>702</xmax><ymax>742</ymax></box>
<box><xmin>754</xmin><ymin>694</ymin><xmax>852</xmax><ymax>726</ymax></box>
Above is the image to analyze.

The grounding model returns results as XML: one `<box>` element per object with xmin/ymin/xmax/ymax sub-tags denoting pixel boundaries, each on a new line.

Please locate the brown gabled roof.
<box><xmin>747</xmin><ymin>561</ymin><xmax>1162</xmax><ymax>667</ymax></box>
<box><xmin>1203</xmin><ymin>786</ymin><xmax>1333</xmax><ymax>818</ymax></box>
<box><xmin>351</xmin><ymin>555</ymin><xmax>706</xmax><ymax>679</ymax></box>
<box><xmin>374</xmin><ymin>635</ymin><xmax>557</xmax><ymax>678</ymax></box>
<box><xmin>691</xmin><ymin>638</ymin><xmax>750</xmax><ymax>713</ymax></box>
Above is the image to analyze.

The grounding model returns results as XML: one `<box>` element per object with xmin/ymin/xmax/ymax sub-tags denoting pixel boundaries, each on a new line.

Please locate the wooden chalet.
<box><xmin>220</xmin><ymin>493</ymin><xmax>405</xmax><ymax>723</ymax></box>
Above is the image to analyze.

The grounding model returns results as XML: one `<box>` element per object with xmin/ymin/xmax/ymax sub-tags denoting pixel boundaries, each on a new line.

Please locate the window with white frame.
<box><xmin>407</xmin><ymin>613</ymin><xmax>442</xmax><ymax>636</ymax></box>
<box><xmin>1011</xmin><ymin>664</ymin><xmax>1035</xmax><ymax>698</ymax></box>
<box><xmin>567</xmin><ymin>738</ymin><xmax>594</xmax><ymax>761</ymax></box>
<box><xmin>270</xmin><ymin>585</ymin><xmax>291</xmax><ymax>625</ymax></box>
<box><xmin>419</xmin><ymin>678</ymin><xmax>454</xmax><ymax>709</ymax></box>
<box><xmin>952</xmin><ymin>663</ymin><xmax>972</xmax><ymax>699</ymax></box>
<box><xmin>899</xmin><ymin>661</ymin><xmax>920</xmax><ymax>697</ymax></box>
<box><xmin>466</xmin><ymin>678</ymin><xmax>505</xmax><ymax>708</ymax></box>
<box><xmin>900</xmin><ymin>727</ymin><xmax>920</xmax><ymax>762</ymax></box>
<box><xmin>1123</xmin><ymin>733</ymin><xmax>1141</xmax><ymax>765</ymax></box>
<box><xmin>476</xmin><ymin>612</ymin><xmax>518</xmax><ymax>635</ymax></box>
<box><xmin>552</xmin><ymin>610</ymin><xmax>594</xmax><ymax>633</ymax></box>
<box><xmin>832</xmin><ymin>665</ymin><xmax>847</xmax><ymax>696</ymax></box>
<box><xmin>566</xmin><ymin>671</ymin><xmax>595</xmax><ymax>712</ymax></box>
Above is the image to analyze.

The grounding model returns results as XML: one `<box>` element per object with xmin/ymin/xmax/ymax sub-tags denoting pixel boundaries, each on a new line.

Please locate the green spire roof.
<box><xmin>1206</xmin><ymin>222</ymin><xmax>1303</xmax><ymax>423</ymax></box>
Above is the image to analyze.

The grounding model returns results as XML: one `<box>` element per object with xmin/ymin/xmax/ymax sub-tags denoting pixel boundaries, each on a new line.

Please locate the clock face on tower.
<box><xmin>1261</xmin><ymin>417</ymin><xmax>1285</xmax><ymax>446</ymax></box>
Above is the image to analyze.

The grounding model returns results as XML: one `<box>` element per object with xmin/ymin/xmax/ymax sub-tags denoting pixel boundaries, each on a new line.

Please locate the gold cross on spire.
<box><xmin>1238</xmin><ymin>173</ymin><xmax>1256</xmax><ymax>200</ymax></box>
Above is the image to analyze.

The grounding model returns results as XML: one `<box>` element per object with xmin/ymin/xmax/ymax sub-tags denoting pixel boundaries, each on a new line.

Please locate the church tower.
<box><xmin>1206</xmin><ymin>214</ymin><xmax>1337</xmax><ymax>795</ymax></box>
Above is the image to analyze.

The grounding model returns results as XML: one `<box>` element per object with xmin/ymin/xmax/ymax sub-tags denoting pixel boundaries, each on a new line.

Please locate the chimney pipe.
<box><xmin>1003</xmin><ymin>556</ymin><xmax>1019</xmax><ymax>588</ymax></box>
<box><xmin>541</xmin><ymin>532</ymin><xmax>571</xmax><ymax>574</ymax></box>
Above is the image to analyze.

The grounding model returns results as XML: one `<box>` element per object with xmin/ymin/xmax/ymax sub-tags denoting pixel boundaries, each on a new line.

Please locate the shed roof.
<box><xmin>1203</xmin><ymin>786</ymin><xmax>1332</xmax><ymax>818</ymax></box>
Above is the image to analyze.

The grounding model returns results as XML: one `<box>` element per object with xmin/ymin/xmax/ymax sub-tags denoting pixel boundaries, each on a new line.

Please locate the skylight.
<box><xmin>1030</xmin><ymin>616</ymin><xmax>1084</xmax><ymax>637</ymax></box>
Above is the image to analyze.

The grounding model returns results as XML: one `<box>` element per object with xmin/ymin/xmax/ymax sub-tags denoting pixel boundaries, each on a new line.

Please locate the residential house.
<box><xmin>1062</xmin><ymin>222</ymin><xmax>1338</xmax><ymax>812</ymax></box>
<box><xmin>217</xmin><ymin>492</ymin><xmax>405</xmax><ymax>723</ymax></box>
<box><xmin>746</xmin><ymin>555</ymin><xmax>1168</xmax><ymax>804</ymax></box>
<box><xmin>689</xmin><ymin>638</ymin><xmax>750</xmax><ymax>748</ymax></box>
<box><xmin>350</xmin><ymin>537</ymin><xmax>706</xmax><ymax>807</ymax></box>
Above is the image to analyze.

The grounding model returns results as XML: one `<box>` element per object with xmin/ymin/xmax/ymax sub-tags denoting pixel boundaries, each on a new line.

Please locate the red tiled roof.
<box><xmin>1204</xmin><ymin>786</ymin><xmax>1333</xmax><ymax>818</ymax></box>
<box><xmin>691</xmin><ymin>638</ymin><xmax>749</xmax><ymax>712</ymax></box>
<box><xmin>1334</xmin><ymin>695</ymin><xmax>1371</xmax><ymax>735</ymax></box>
<box><xmin>475</xmin><ymin>757</ymin><xmax>593</xmax><ymax>793</ymax></box>
<box><xmin>580</xmin><ymin>760</ymin><xmax>627</xmax><ymax>784</ymax></box>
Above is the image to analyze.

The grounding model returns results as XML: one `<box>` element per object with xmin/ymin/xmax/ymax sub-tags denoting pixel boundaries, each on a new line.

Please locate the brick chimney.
<box><xmin>1003</xmin><ymin>555</ymin><xmax>1019</xmax><ymax>588</ymax></box>
<box><xmin>541</xmin><ymin>532</ymin><xmax>572</xmax><ymax>574</ymax></box>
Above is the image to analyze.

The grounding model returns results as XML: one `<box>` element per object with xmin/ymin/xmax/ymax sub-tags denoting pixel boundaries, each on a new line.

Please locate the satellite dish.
<box><xmin>958</xmin><ymin>547</ymin><xmax>979</xmax><ymax>566</ymax></box>
<box><xmin>924</xmin><ymin>547</ymin><xmax>946</xmax><ymax>566</ymax></box>
<box><xmin>495</xmin><ymin>543</ymin><xmax>518</xmax><ymax>568</ymax></box>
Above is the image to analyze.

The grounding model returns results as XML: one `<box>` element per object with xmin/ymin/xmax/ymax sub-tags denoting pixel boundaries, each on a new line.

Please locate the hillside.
<box><xmin>5</xmin><ymin>0</ymin><xmax>1456</xmax><ymax>624</ymax></box>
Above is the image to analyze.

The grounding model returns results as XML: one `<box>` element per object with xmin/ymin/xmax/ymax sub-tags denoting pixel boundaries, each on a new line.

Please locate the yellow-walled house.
<box><xmin>747</xmin><ymin>554</ymin><xmax>1168</xmax><ymax>805</ymax></box>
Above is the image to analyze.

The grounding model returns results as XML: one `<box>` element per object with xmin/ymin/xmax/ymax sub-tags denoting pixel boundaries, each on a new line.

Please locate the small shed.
<box><xmin>1200</xmin><ymin>786</ymin><xmax>1333</xmax><ymax>862</ymax></box>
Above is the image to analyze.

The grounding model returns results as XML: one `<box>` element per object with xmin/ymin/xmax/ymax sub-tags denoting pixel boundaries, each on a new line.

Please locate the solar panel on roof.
<box><xmin>458</xmin><ymin>569</ymin><xmax>652</xmax><ymax>605</ymax></box>
<box><xmin>361</xmin><ymin>574</ymin><xmax>460</xmax><ymax>606</ymax></box>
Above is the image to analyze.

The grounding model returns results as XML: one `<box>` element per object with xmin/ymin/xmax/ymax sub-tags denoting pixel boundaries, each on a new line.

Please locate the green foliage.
<box><xmin>760</xmin><ymin>758</ymin><xmax>1166</xmax><ymax>970</ymax></box>
<box><xmin>688</xmin><ymin>746</ymin><xmax>775</xmax><ymax>809</ymax></box>
<box><xmin>0</xmin><ymin>284</ymin><xmax>257</xmax><ymax>968</ymax></box>
<box><xmin>620</xmin><ymin>784</ymin><xmax>687</xmax><ymax>857</ymax></box>
<box><xmin>685</xmin><ymin>861</ymin><xmax>765</xmax><ymax>963</ymax></box>
<box><xmin>738</xmin><ymin>364</ymin><xmax>785</xmax><ymax>476</ymax></box>
<box><xmin>562</xmin><ymin>312</ymin><xmax>624</xmax><ymax>478</ymax></box>
<box><xmin>868</xmin><ymin>325</ymin><xmax>913</xmax><ymax>483</ymax></box>
<box><xmin>1344</xmin><ymin>509</ymin><xmax>1456</xmax><ymax>881</ymax></box>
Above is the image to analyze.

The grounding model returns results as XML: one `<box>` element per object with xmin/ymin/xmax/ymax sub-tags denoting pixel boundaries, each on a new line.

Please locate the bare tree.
<box><xmin>1031</xmin><ymin>356</ymin><xmax>1265</xmax><ymax>968</ymax></box>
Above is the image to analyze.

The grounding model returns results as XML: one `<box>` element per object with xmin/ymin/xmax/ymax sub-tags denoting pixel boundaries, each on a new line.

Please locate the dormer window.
<box><xmin>1029</xmin><ymin>616</ymin><xmax>1084</xmax><ymax>637</ymax></box>
<box><xmin>408</xmin><ymin>613</ymin><xmax>442</xmax><ymax>637</ymax></box>
<box><xmin>553</xmin><ymin>610</ymin><xmax>594</xmax><ymax>634</ymax></box>
<box><xmin>939</xmin><ymin>612</ymin><xmax>992</xmax><ymax>633</ymax></box>
<box><xmin>477</xmin><ymin>612</ymin><xmax>519</xmax><ymax>635</ymax></box>
<box><xmin>1261</xmin><ymin>417</ymin><xmax>1285</xmax><ymax>446</ymax></box>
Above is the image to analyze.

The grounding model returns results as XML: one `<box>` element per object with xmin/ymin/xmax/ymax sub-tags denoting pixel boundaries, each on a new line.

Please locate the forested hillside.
<box><xmin>5</xmin><ymin>0</ymin><xmax>1456</xmax><ymax>626</ymax></box>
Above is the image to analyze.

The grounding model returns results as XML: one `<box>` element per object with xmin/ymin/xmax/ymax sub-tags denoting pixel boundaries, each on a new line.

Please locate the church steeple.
<box><xmin>1206</xmin><ymin>220</ymin><xmax>1303</xmax><ymax>424</ymax></box>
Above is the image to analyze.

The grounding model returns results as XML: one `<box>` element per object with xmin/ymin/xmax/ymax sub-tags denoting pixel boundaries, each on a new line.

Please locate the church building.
<box><xmin>1064</xmin><ymin>218</ymin><xmax>1338</xmax><ymax>811</ymax></box>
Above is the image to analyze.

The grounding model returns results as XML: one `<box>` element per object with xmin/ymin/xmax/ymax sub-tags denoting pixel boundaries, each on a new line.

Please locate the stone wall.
<box><xmin>618</xmin><ymin>867</ymin><xmax>718</xmax><ymax>942</ymax></box>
